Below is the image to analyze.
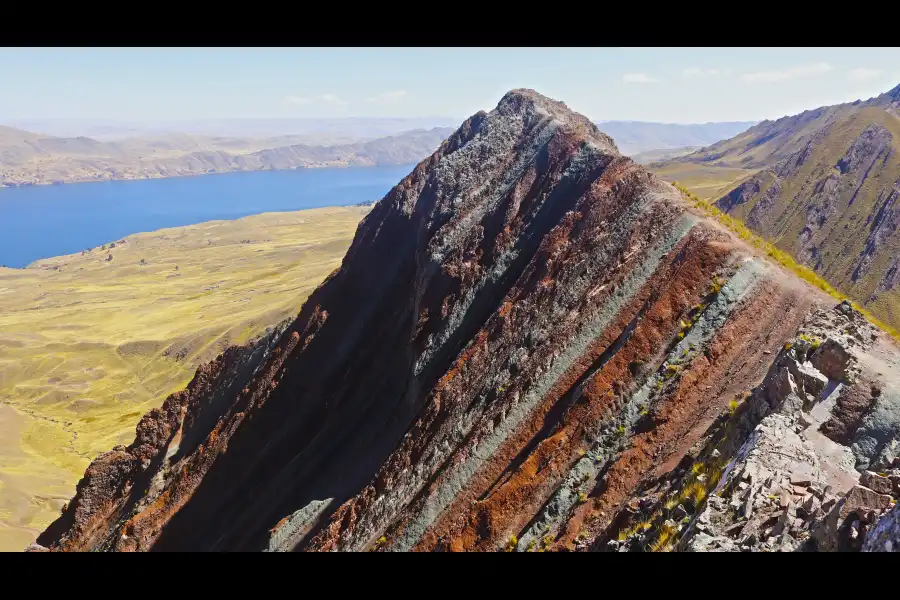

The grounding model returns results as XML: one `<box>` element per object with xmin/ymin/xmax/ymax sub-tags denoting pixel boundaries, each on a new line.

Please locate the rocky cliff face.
<box><xmin>32</xmin><ymin>90</ymin><xmax>900</xmax><ymax>552</ymax></box>
<box><xmin>690</xmin><ymin>85</ymin><xmax>900</xmax><ymax>330</ymax></box>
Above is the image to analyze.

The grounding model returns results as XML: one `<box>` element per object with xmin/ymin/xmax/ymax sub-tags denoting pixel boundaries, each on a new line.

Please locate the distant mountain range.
<box><xmin>595</xmin><ymin>120</ymin><xmax>758</xmax><ymax>156</ymax></box>
<box><xmin>631</xmin><ymin>146</ymin><xmax>703</xmax><ymax>164</ymax></box>
<box><xmin>661</xmin><ymin>83</ymin><xmax>900</xmax><ymax>328</ymax></box>
<box><xmin>0</xmin><ymin>116</ymin><xmax>763</xmax><ymax>188</ymax></box>
<box><xmin>0</xmin><ymin>126</ymin><xmax>455</xmax><ymax>187</ymax></box>
<box><xmin>6</xmin><ymin>117</ymin><xmax>463</xmax><ymax>142</ymax></box>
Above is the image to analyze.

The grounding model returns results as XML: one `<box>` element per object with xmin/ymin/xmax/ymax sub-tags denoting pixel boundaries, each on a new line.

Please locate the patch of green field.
<box><xmin>631</xmin><ymin>146</ymin><xmax>702</xmax><ymax>165</ymax></box>
<box><xmin>648</xmin><ymin>161</ymin><xmax>756</xmax><ymax>200</ymax></box>
<box><xmin>0</xmin><ymin>205</ymin><xmax>367</xmax><ymax>550</ymax></box>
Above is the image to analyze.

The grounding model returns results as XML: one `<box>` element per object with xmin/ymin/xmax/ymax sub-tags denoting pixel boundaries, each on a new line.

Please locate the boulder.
<box><xmin>812</xmin><ymin>485</ymin><xmax>893</xmax><ymax>551</ymax></box>
<box><xmin>766</xmin><ymin>366</ymin><xmax>797</xmax><ymax>408</ymax></box>
<box><xmin>862</xmin><ymin>503</ymin><xmax>900</xmax><ymax>552</ymax></box>
<box><xmin>840</xmin><ymin>485</ymin><xmax>893</xmax><ymax>520</ymax></box>
<box><xmin>798</xmin><ymin>494</ymin><xmax>821</xmax><ymax>519</ymax></box>
<box><xmin>836</xmin><ymin>301</ymin><xmax>853</xmax><ymax>317</ymax></box>
<box><xmin>860</xmin><ymin>471</ymin><xmax>893</xmax><ymax>495</ymax></box>
<box><xmin>789</xmin><ymin>464</ymin><xmax>814</xmax><ymax>487</ymax></box>
<box><xmin>789</xmin><ymin>360</ymin><xmax>829</xmax><ymax>404</ymax></box>
<box><xmin>686</xmin><ymin>532</ymin><xmax>739</xmax><ymax>552</ymax></box>
<box><xmin>773</xmin><ymin>532</ymin><xmax>801</xmax><ymax>552</ymax></box>
<box><xmin>809</xmin><ymin>338</ymin><xmax>853</xmax><ymax>383</ymax></box>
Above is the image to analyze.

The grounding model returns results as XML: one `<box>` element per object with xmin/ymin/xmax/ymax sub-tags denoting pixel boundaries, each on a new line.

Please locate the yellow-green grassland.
<box><xmin>0</xmin><ymin>205</ymin><xmax>367</xmax><ymax>550</ymax></box>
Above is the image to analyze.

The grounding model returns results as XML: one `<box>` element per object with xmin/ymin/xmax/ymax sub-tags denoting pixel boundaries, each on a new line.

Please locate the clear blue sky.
<box><xmin>2</xmin><ymin>47</ymin><xmax>899</xmax><ymax>124</ymax></box>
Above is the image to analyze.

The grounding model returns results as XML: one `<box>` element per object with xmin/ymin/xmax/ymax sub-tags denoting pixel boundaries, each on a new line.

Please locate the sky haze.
<box><xmin>1</xmin><ymin>47</ymin><xmax>898</xmax><ymax>125</ymax></box>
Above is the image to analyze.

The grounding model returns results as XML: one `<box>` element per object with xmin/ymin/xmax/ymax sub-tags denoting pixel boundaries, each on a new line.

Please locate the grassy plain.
<box><xmin>647</xmin><ymin>161</ymin><xmax>756</xmax><ymax>200</ymax></box>
<box><xmin>631</xmin><ymin>146</ymin><xmax>701</xmax><ymax>164</ymax></box>
<box><xmin>0</xmin><ymin>206</ymin><xmax>367</xmax><ymax>550</ymax></box>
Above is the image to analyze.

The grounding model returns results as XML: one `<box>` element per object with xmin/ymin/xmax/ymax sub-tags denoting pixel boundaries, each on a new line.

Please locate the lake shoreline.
<box><xmin>0</xmin><ymin>206</ymin><xmax>369</xmax><ymax>551</ymax></box>
<box><xmin>13</xmin><ymin>204</ymin><xmax>373</xmax><ymax>271</ymax></box>
<box><xmin>0</xmin><ymin>161</ymin><xmax>410</xmax><ymax>191</ymax></box>
<box><xmin>0</xmin><ymin>164</ymin><xmax>410</xmax><ymax>268</ymax></box>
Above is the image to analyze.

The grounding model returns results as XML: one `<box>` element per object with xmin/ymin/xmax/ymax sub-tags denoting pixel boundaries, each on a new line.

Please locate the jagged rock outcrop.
<box><xmin>606</xmin><ymin>301</ymin><xmax>900</xmax><ymax>553</ymax></box>
<box><xmin>33</xmin><ymin>90</ymin><xmax>900</xmax><ymax>552</ymax></box>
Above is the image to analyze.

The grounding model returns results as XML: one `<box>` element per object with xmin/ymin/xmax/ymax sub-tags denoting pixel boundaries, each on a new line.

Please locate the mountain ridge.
<box><xmin>31</xmin><ymin>89</ymin><xmax>900</xmax><ymax>553</ymax></box>
<box><xmin>596</xmin><ymin>120</ymin><xmax>757</xmax><ymax>156</ymax></box>
<box><xmin>0</xmin><ymin>126</ymin><xmax>455</xmax><ymax>187</ymax></box>
<box><xmin>662</xmin><ymin>82</ymin><xmax>900</xmax><ymax>329</ymax></box>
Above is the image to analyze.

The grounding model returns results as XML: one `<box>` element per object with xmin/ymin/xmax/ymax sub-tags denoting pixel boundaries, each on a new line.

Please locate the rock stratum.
<box><xmin>32</xmin><ymin>90</ymin><xmax>900</xmax><ymax>552</ymax></box>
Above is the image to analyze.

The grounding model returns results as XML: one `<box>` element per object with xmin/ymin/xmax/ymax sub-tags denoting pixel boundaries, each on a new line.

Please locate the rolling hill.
<box><xmin>7</xmin><ymin>117</ymin><xmax>462</xmax><ymax>141</ymax></box>
<box><xmin>661</xmin><ymin>83</ymin><xmax>900</xmax><ymax>328</ymax></box>
<box><xmin>632</xmin><ymin>146</ymin><xmax>702</xmax><ymax>164</ymax></box>
<box><xmin>596</xmin><ymin>120</ymin><xmax>756</xmax><ymax>156</ymax></box>
<box><xmin>1</xmin><ymin>119</ymin><xmax>757</xmax><ymax>187</ymax></box>
<box><xmin>0</xmin><ymin>126</ymin><xmax>454</xmax><ymax>187</ymax></box>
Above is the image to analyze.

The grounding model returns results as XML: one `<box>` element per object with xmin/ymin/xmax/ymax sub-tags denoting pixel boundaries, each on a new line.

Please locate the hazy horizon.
<box><xmin>2</xmin><ymin>116</ymin><xmax>765</xmax><ymax>145</ymax></box>
<box><xmin>2</xmin><ymin>116</ymin><xmax>464</xmax><ymax>140</ymax></box>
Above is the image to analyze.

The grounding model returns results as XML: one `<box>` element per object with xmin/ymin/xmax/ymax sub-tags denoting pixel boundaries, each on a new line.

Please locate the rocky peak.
<box><xmin>869</xmin><ymin>82</ymin><xmax>900</xmax><ymax>110</ymax></box>
<box><xmin>495</xmin><ymin>88</ymin><xmax>620</xmax><ymax>155</ymax></box>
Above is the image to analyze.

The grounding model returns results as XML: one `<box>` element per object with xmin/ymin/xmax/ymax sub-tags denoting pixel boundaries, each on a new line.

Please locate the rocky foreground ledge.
<box><xmin>609</xmin><ymin>301</ymin><xmax>900</xmax><ymax>552</ymax></box>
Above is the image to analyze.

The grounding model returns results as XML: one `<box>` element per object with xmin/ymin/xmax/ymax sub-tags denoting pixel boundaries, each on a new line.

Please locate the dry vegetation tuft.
<box><xmin>673</xmin><ymin>182</ymin><xmax>900</xmax><ymax>341</ymax></box>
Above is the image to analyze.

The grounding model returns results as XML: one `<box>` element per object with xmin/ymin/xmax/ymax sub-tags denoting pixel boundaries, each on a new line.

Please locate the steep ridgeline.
<box><xmin>680</xmin><ymin>84</ymin><xmax>900</xmax><ymax>329</ymax></box>
<box><xmin>32</xmin><ymin>90</ymin><xmax>900</xmax><ymax>553</ymax></box>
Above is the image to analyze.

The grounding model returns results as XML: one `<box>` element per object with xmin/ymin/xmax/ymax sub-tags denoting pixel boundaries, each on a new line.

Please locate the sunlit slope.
<box><xmin>647</xmin><ymin>161</ymin><xmax>757</xmax><ymax>200</ymax></box>
<box><xmin>711</xmin><ymin>107</ymin><xmax>900</xmax><ymax>324</ymax></box>
<box><xmin>0</xmin><ymin>206</ymin><xmax>367</xmax><ymax>550</ymax></box>
<box><xmin>653</xmin><ymin>84</ymin><xmax>900</xmax><ymax>329</ymax></box>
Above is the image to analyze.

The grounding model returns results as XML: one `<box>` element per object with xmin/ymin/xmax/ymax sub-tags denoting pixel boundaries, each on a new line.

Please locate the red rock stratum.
<box><xmin>33</xmin><ymin>90</ymin><xmax>900</xmax><ymax>552</ymax></box>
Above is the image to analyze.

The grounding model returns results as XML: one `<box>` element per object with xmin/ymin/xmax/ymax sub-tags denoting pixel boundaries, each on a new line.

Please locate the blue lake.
<box><xmin>0</xmin><ymin>165</ymin><xmax>414</xmax><ymax>268</ymax></box>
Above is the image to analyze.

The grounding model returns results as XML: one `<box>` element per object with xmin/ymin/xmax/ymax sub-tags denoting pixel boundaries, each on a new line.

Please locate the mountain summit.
<box><xmin>880</xmin><ymin>82</ymin><xmax>900</xmax><ymax>104</ymax></box>
<box><xmin>34</xmin><ymin>90</ymin><xmax>900</xmax><ymax>553</ymax></box>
